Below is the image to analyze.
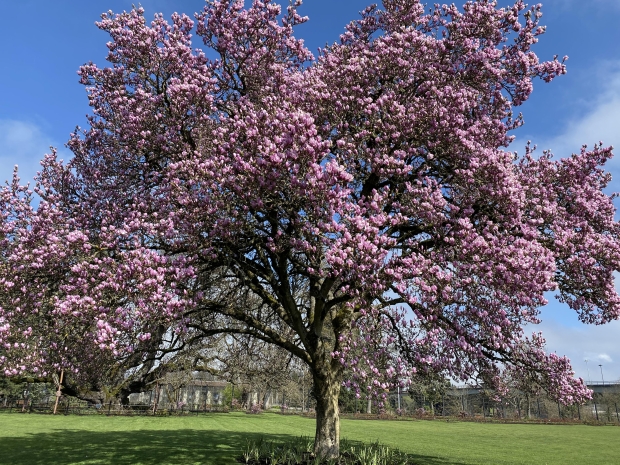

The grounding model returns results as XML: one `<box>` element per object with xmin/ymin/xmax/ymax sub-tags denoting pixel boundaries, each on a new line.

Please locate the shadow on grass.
<box><xmin>0</xmin><ymin>428</ymin><xmax>466</xmax><ymax>465</ymax></box>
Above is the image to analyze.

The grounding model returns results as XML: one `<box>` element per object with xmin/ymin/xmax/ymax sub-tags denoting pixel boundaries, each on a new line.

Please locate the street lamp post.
<box><xmin>585</xmin><ymin>360</ymin><xmax>598</xmax><ymax>420</ymax></box>
<box><xmin>599</xmin><ymin>365</ymin><xmax>608</xmax><ymax>421</ymax></box>
<box><xmin>584</xmin><ymin>359</ymin><xmax>591</xmax><ymax>386</ymax></box>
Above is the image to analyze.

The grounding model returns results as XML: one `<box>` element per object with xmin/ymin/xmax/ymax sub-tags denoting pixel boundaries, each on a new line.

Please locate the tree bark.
<box><xmin>526</xmin><ymin>394</ymin><xmax>531</xmax><ymax>419</ymax></box>
<box><xmin>312</xmin><ymin>366</ymin><xmax>341</xmax><ymax>460</ymax></box>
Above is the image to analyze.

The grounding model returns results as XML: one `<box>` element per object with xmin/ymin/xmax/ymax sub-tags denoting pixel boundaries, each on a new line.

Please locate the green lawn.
<box><xmin>0</xmin><ymin>412</ymin><xmax>617</xmax><ymax>464</ymax></box>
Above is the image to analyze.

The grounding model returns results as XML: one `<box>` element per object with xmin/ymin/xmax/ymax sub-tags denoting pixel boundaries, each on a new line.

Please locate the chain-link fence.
<box><xmin>336</xmin><ymin>385</ymin><xmax>620</xmax><ymax>424</ymax></box>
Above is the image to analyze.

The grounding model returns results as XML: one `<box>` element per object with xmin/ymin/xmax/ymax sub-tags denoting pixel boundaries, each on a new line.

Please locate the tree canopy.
<box><xmin>1</xmin><ymin>0</ymin><xmax>619</xmax><ymax>458</ymax></box>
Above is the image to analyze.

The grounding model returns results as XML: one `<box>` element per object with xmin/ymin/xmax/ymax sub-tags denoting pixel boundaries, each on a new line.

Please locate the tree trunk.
<box><xmin>312</xmin><ymin>367</ymin><xmax>341</xmax><ymax>460</ymax></box>
<box><xmin>526</xmin><ymin>394</ymin><xmax>531</xmax><ymax>419</ymax></box>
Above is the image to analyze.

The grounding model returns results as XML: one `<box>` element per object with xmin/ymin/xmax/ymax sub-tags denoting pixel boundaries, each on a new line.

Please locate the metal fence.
<box><xmin>3</xmin><ymin>382</ymin><xmax>619</xmax><ymax>423</ymax></box>
<box><xmin>336</xmin><ymin>387</ymin><xmax>620</xmax><ymax>424</ymax></box>
<box><xmin>0</xmin><ymin>398</ymin><xmax>230</xmax><ymax>416</ymax></box>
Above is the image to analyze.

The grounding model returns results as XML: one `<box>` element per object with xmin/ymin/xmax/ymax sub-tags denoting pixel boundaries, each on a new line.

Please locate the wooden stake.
<box><xmin>53</xmin><ymin>369</ymin><xmax>64</xmax><ymax>415</ymax></box>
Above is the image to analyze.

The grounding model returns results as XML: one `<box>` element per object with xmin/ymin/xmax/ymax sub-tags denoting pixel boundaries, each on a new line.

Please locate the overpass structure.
<box><xmin>583</xmin><ymin>382</ymin><xmax>620</xmax><ymax>395</ymax></box>
<box><xmin>449</xmin><ymin>382</ymin><xmax>620</xmax><ymax>396</ymax></box>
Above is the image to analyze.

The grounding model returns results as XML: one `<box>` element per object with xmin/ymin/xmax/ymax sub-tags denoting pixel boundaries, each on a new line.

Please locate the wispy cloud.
<box><xmin>510</xmin><ymin>61</ymin><xmax>620</xmax><ymax>198</ymax></box>
<box><xmin>588</xmin><ymin>353</ymin><xmax>613</xmax><ymax>364</ymax></box>
<box><xmin>0</xmin><ymin>120</ymin><xmax>61</xmax><ymax>186</ymax></box>
<box><xmin>527</xmin><ymin>62</ymin><xmax>620</xmax><ymax>160</ymax></box>
<box><xmin>516</xmin><ymin>61</ymin><xmax>620</xmax><ymax>383</ymax></box>
<box><xmin>532</xmin><ymin>318</ymin><xmax>620</xmax><ymax>383</ymax></box>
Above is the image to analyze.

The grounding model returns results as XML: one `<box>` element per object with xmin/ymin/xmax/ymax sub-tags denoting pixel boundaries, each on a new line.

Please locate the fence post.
<box><xmin>577</xmin><ymin>403</ymin><xmax>581</xmax><ymax>421</ymax></box>
<box><xmin>615</xmin><ymin>402</ymin><xmax>619</xmax><ymax>422</ymax></box>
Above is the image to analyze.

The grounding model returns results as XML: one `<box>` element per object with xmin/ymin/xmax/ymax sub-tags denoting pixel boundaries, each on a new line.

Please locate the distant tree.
<box><xmin>407</xmin><ymin>373</ymin><xmax>451</xmax><ymax>414</ymax></box>
<box><xmin>2</xmin><ymin>0</ymin><xmax>619</xmax><ymax>458</ymax></box>
<box><xmin>0</xmin><ymin>376</ymin><xmax>25</xmax><ymax>404</ymax></box>
<box><xmin>218</xmin><ymin>335</ymin><xmax>295</xmax><ymax>408</ymax></box>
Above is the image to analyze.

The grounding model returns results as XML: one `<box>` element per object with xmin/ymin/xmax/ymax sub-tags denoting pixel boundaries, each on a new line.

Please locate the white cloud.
<box><xmin>529</xmin><ymin>62</ymin><xmax>620</xmax><ymax>161</ymax></box>
<box><xmin>0</xmin><ymin>120</ymin><xmax>60</xmax><ymax>186</ymax></box>
<box><xmin>515</xmin><ymin>62</ymin><xmax>620</xmax><ymax>383</ymax></box>
<box><xmin>590</xmin><ymin>353</ymin><xmax>613</xmax><ymax>364</ymax></box>
<box><xmin>533</xmin><ymin>317</ymin><xmax>620</xmax><ymax>383</ymax></box>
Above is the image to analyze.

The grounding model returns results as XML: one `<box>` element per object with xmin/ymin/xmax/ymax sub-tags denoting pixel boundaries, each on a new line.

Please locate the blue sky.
<box><xmin>1</xmin><ymin>0</ymin><xmax>619</xmax><ymax>382</ymax></box>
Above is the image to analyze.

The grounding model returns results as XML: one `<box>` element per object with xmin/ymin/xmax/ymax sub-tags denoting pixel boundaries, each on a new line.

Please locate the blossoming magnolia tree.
<box><xmin>1</xmin><ymin>0</ymin><xmax>620</xmax><ymax>458</ymax></box>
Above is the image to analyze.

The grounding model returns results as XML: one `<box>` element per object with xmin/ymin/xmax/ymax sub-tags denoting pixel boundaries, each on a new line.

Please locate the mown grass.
<box><xmin>0</xmin><ymin>412</ymin><xmax>617</xmax><ymax>464</ymax></box>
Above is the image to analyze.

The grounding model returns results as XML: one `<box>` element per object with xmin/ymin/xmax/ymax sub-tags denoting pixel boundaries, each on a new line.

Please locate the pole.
<box><xmin>397</xmin><ymin>386</ymin><xmax>401</xmax><ymax>411</ymax></box>
<box><xmin>599</xmin><ymin>364</ymin><xmax>607</xmax><ymax>421</ymax></box>
<box><xmin>53</xmin><ymin>369</ymin><xmax>64</xmax><ymax>415</ymax></box>
<box><xmin>585</xmin><ymin>359</ymin><xmax>591</xmax><ymax>386</ymax></box>
<box><xmin>584</xmin><ymin>359</ymin><xmax>592</xmax><ymax>421</ymax></box>
<box><xmin>615</xmin><ymin>402</ymin><xmax>619</xmax><ymax>422</ymax></box>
